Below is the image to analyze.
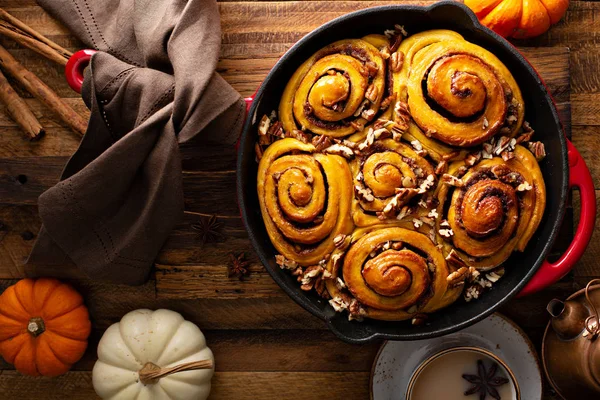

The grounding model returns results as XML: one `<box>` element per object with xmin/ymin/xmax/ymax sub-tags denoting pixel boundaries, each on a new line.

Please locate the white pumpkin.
<box><xmin>92</xmin><ymin>309</ymin><xmax>214</xmax><ymax>400</ymax></box>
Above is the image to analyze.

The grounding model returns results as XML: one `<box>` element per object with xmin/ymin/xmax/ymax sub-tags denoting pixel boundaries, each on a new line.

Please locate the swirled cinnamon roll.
<box><xmin>351</xmin><ymin>138</ymin><xmax>435</xmax><ymax>226</ymax></box>
<box><xmin>391</xmin><ymin>30</ymin><xmax>525</xmax><ymax>160</ymax></box>
<box><xmin>434</xmin><ymin>144</ymin><xmax>546</xmax><ymax>271</ymax></box>
<box><xmin>279</xmin><ymin>39</ymin><xmax>387</xmax><ymax>137</ymax></box>
<box><xmin>257</xmin><ymin>138</ymin><xmax>354</xmax><ymax>266</ymax></box>
<box><xmin>325</xmin><ymin>227</ymin><xmax>466</xmax><ymax>321</ymax></box>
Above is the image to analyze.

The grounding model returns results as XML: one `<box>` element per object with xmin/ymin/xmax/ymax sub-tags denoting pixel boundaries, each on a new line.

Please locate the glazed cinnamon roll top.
<box><xmin>391</xmin><ymin>30</ymin><xmax>525</xmax><ymax>161</ymax></box>
<box><xmin>257</xmin><ymin>138</ymin><xmax>354</xmax><ymax>266</ymax></box>
<box><xmin>280</xmin><ymin>39</ymin><xmax>387</xmax><ymax>137</ymax></box>
<box><xmin>435</xmin><ymin>145</ymin><xmax>546</xmax><ymax>271</ymax></box>
<box><xmin>326</xmin><ymin>227</ymin><xmax>466</xmax><ymax>321</ymax></box>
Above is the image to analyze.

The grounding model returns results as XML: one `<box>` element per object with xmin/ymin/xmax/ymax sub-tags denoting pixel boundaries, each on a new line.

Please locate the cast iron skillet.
<box><xmin>60</xmin><ymin>1</ymin><xmax>595</xmax><ymax>343</ymax></box>
<box><xmin>235</xmin><ymin>1</ymin><xmax>596</xmax><ymax>343</ymax></box>
<box><xmin>182</xmin><ymin>1</ymin><xmax>600</xmax><ymax>346</ymax></box>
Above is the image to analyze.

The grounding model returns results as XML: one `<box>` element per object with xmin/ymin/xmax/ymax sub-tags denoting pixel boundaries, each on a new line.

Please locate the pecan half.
<box><xmin>365</xmin><ymin>84</ymin><xmax>379</xmax><ymax>102</ymax></box>
<box><xmin>390</xmin><ymin>51</ymin><xmax>405</xmax><ymax>72</ymax></box>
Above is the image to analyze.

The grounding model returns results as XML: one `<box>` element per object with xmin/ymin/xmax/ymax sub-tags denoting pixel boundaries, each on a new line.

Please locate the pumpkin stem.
<box><xmin>138</xmin><ymin>359</ymin><xmax>213</xmax><ymax>385</ymax></box>
<box><xmin>27</xmin><ymin>317</ymin><xmax>45</xmax><ymax>337</ymax></box>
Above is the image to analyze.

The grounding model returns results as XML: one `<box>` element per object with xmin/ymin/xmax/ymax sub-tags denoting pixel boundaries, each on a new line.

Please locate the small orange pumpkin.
<box><xmin>0</xmin><ymin>278</ymin><xmax>91</xmax><ymax>376</ymax></box>
<box><xmin>464</xmin><ymin>0</ymin><xmax>569</xmax><ymax>39</ymax></box>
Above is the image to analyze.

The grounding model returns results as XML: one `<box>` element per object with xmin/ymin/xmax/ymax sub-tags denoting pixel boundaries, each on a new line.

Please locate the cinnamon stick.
<box><xmin>0</xmin><ymin>69</ymin><xmax>44</xmax><ymax>140</ymax></box>
<box><xmin>0</xmin><ymin>8</ymin><xmax>71</xmax><ymax>66</ymax></box>
<box><xmin>0</xmin><ymin>44</ymin><xmax>86</xmax><ymax>136</ymax></box>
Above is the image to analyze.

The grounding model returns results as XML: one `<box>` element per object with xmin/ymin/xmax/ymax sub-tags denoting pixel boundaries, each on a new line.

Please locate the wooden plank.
<box><xmin>0</xmin><ymin>368</ymin><xmax>566</xmax><ymax>399</ymax></box>
<box><xmin>155</xmin><ymin>262</ymin><xmax>286</xmax><ymax>299</ymax></box>
<box><xmin>0</xmin><ymin>279</ymin><xmax>325</xmax><ymax>330</ymax></box>
<box><xmin>1</xmin><ymin>329</ymin><xmax>380</xmax><ymax>372</ymax></box>
<box><xmin>0</xmin><ymin>370</ymin><xmax>371</xmax><ymax>400</ymax></box>
<box><xmin>0</xmin><ymin>98</ymin><xmax>88</xmax><ymax>128</ymax></box>
<box><xmin>0</xmin><ymin>127</ymin><xmax>81</xmax><ymax>158</ymax></box>
<box><xmin>0</xmin><ymin>205</ymin><xmax>41</xmax><ymax>278</ymax></box>
<box><xmin>0</xmin><ymin>156</ymin><xmax>64</xmax><ymax>205</ymax></box>
<box><xmin>572</xmin><ymin>93</ymin><xmax>600</xmax><ymax>125</ymax></box>
<box><xmin>572</xmin><ymin>126</ymin><xmax>600</xmax><ymax>184</ymax></box>
<box><xmin>572</xmin><ymin>190</ymin><xmax>600</xmax><ymax>277</ymax></box>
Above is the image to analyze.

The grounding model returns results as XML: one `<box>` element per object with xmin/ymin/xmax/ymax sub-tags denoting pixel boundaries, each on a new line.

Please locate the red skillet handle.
<box><xmin>65</xmin><ymin>49</ymin><xmax>97</xmax><ymax>93</ymax></box>
<box><xmin>245</xmin><ymin>95</ymin><xmax>254</xmax><ymax>113</ymax></box>
<box><xmin>235</xmin><ymin>94</ymin><xmax>255</xmax><ymax>151</ymax></box>
<box><xmin>519</xmin><ymin>139</ymin><xmax>596</xmax><ymax>297</ymax></box>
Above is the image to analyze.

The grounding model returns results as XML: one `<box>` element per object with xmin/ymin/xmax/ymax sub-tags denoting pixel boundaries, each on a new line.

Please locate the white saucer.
<box><xmin>371</xmin><ymin>313</ymin><xmax>543</xmax><ymax>399</ymax></box>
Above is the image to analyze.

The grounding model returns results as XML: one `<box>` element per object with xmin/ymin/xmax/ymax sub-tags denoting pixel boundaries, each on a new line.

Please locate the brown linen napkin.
<box><xmin>28</xmin><ymin>0</ymin><xmax>245</xmax><ymax>284</ymax></box>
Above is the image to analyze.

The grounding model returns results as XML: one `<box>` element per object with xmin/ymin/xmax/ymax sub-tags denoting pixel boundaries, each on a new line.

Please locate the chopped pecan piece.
<box><xmin>441</xmin><ymin>174</ymin><xmax>464</xmax><ymax>187</ymax></box>
<box><xmin>300</xmin><ymin>265</ymin><xmax>324</xmax><ymax>290</ymax></box>
<box><xmin>323</xmin><ymin>144</ymin><xmax>355</xmax><ymax>159</ymax></box>
<box><xmin>515</xmin><ymin>130</ymin><xmax>534</xmax><ymax>144</ymax></box>
<box><xmin>312</xmin><ymin>135</ymin><xmax>333</xmax><ymax>152</ymax></box>
<box><xmin>380</xmin><ymin>95</ymin><xmax>394</xmax><ymax>111</ymax></box>
<box><xmin>348</xmin><ymin>299</ymin><xmax>367</xmax><ymax>321</ymax></box>
<box><xmin>288</xmin><ymin>129</ymin><xmax>311</xmax><ymax>143</ymax></box>
<box><xmin>435</xmin><ymin>160</ymin><xmax>448</xmax><ymax>175</ymax></box>
<box><xmin>365</xmin><ymin>61</ymin><xmax>379</xmax><ymax>78</ymax></box>
<box><xmin>314</xmin><ymin>277</ymin><xmax>330</xmax><ymax>299</ymax></box>
<box><xmin>501</xmin><ymin>151</ymin><xmax>515</xmax><ymax>161</ymax></box>
<box><xmin>329</xmin><ymin>296</ymin><xmax>349</xmax><ymax>312</ymax></box>
<box><xmin>275</xmin><ymin>254</ymin><xmax>298</xmax><ymax>270</ymax></box>
<box><xmin>350</xmin><ymin>120</ymin><xmax>365</xmax><ymax>132</ymax></box>
<box><xmin>267</xmin><ymin>120</ymin><xmax>284</xmax><ymax>138</ymax></box>
<box><xmin>528</xmin><ymin>141</ymin><xmax>546</xmax><ymax>161</ymax></box>
<box><xmin>258</xmin><ymin>114</ymin><xmax>271</xmax><ymax>136</ymax></box>
<box><xmin>379</xmin><ymin>46</ymin><xmax>391</xmax><ymax>60</ymax></box>
<box><xmin>447</xmin><ymin>266</ymin><xmax>469</xmax><ymax>288</ymax></box>
<box><xmin>465</xmin><ymin>151</ymin><xmax>482</xmax><ymax>166</ymax></box>
<box><xmin>361</xmin><ymin>108</ymin><xmax>376</xmax><ymax>121</ymax></box>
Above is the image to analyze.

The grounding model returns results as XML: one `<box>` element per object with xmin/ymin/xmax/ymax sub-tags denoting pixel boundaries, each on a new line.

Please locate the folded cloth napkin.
<box><xmin>28</xmin><ymin>0</ymin><xmax>245</xmax><ymax>284</ymax></box>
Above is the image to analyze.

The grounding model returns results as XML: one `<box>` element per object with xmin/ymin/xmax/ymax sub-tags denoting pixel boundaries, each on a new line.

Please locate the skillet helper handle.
<box><xmin>235</xmin><ymin>93</ymin><xmax>256</xmax><ymax>151</ymax></box>
<box><xmin>65</xmin><ymin>49</ymin><xmax>97</xmax><ymax>93</ymax></box>
<box><xmin>519</xmin><ymin>139</ymin><xmax>596</xmax><ymax>297</ymax></box>
<box><xmin>244</xmin><ymin>95</ymin><xmax>254</xmax><ymax>113</ymax></box>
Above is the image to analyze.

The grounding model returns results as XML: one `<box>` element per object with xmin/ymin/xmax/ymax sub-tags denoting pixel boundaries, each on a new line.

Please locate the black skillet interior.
<box><xmin>237</xmin><ymin>1</ymin><xmax>568</xmax><ymax>343</ymax></box>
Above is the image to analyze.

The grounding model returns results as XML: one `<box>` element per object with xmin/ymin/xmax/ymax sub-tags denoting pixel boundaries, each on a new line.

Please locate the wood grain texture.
<box><xmin>0</xmin><ymin>328</ymin><xmax>381</xmax><ymax>372</ymax></box>
<box><xmin>0</xmin><ymin>371</ymin><xmax>372</xmax><ymax>400</ymax></box>
<box><xmin>0</xmin><ymin>2</ymin><xmax>596</xmax><ymax>400</ymax></box>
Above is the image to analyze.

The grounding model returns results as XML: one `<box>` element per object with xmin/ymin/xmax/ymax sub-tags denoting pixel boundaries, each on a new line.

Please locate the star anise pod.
<box><xmin>191</xmin><ymin>214</ymin><xmax>223</xmax><ymax>245</ymax></box>
<box><xmin>228</xmin><ymin>252</ymin><xmax>251</xmax><ymax>280</ymax></box>
<box><xmin>462</xmin><ymin>360</ymin><xmax>510</xmax><ymax>400</ymax></box>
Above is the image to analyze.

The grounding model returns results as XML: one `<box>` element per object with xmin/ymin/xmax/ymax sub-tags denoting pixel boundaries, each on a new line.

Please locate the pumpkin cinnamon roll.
<box><xmin>257</xmin><ymin>138</ymin><xmax>354</xmax><ymax>266</ymax></box>
<box><xmin>325</xmin><ymin>227</ymin><xmax>466</xmax><ymax>321</ymax></box>
<box><xmin>351</xmin><ymin>138</ymin><xmax>435</xmax><ymax>226</ymax></box>
<box><xmin>279</xmin><ymin>39</ymin><xmax>387</xmax><ymax>137</ymax></box>
<box><xmin>434</xmin><ymin>144</ymin><xmax>546</xmax><ymax>271</ymax></box>
<box><xmin>391</xmin><ymin>30</ymin><xmax>524</xmax><ymax>160</ymax></box>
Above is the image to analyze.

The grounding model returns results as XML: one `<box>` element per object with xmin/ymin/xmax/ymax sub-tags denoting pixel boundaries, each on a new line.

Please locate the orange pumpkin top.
<box><xmin>0</xmin><ymin>278</ymin><xmax>91</xmax><ymax>376</ymax></box>
<box><xmin>464</xmin><ymin>0</ymin><xmax>569</xmax><ymax>39</ymax></box>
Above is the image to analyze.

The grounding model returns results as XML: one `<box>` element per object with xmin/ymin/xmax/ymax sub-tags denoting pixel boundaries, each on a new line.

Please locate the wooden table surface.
<box><xmin>1</xmin><ymin>0</ymin><xmax>599</xmax><ymax>399</ymax></box>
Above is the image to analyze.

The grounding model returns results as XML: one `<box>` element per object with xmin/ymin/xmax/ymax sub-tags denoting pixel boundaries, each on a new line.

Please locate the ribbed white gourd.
<box><xmin>92</xmin><ymin>309</ymin><xmax>214</xmax><ymax>400</ymax></box>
